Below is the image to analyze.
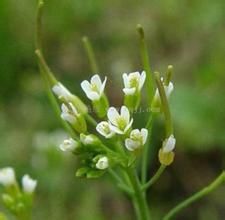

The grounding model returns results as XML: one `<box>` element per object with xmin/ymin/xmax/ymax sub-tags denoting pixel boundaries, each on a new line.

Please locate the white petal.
<box><xmin>107</xmin><ymin>107</ymin><xmax>119</xmax><ymax>125</ymax></box>
<box><xmin>0</xmin><ymin>167</ymin><xmax>16</xmax><ymax>186</ymax></box>
<box><xmin>130</xmin><ymin>129</ymin><xmax>139</xmax><ymax>137</ymax></box>
<box><xmin>96</xmin><ymin>121</ymin><xmax>114</xmax><ymax>138</ymax></box>
<box><xmin>121</xmin><ymin>106</ymin><xmax>130</xmax><ymax>124</ymax></box>
<box><xmin>100</xmin><ymin>77</ymin><xmax>107</xmax><ymax>95</ymax></box>
<box><xmin>124</xmin><ymin>118</ymin><xmax>133</xmax><ymax>133</ymax></box>
<box><xmin>129</xmin><ymin>72</ymin><xmax>140</xmax><ymax>79</ymax></box>
<box><xmin>139</xmin><ymin>71</ymin><xmax>146</xmax><ymax>90</ymax></box>
<box><xmin>61</xmin><ymin>103</ymin><xmax>68</xmax><ymax>114</ymax></box>
<box><xmin>60</xmin><ymin>138</ymin><xmax>78</xmax><ymax>152</ymax></box>
<box><xmin>141</xmin><ymin>128</ymin><xmax>148</xmax><ymax>144</ymax></box>
<box><xmin>122</xmin><ymin>73</ymin><xmax>129</xmax><ymax>88</ymax></box>
<box><xmin>123</xmin><ymin>88</ymin><xmax>136</xmax><ymax>95</ymax></box>
<box><xmin>165</xmin><ymin>82</ymin><xmax>174</xmax><ymax>97</ymax></box>
<box><xmin>96</xmin><ymin>121</ymin><xmax>109</xmax><ymax>137</ymax></box>
<box><xmin>163</xmin><ymin>135</ymin><xmax>176</xmax><ymax>153</ymax></box>
<box><xmin>86</xmin><ymin>91</ymin><xmax>100</xmax><ymax>101</ymax></box>
<box><xmin>81</xmin><ymin>80</ymin><xmax>92</xmax><ymax>94</ymax></box>
<box><xmin>52</xmin><ymin>83</ymin><xmax>71</xmax><ymax>100</ymax></box>
<box><xmin>61</xmin><ymin>113</ymin><xmax>76</xmax><ymax>124</ymax></box>
<box><xmin>22</xmin><ymin>174</ymin><xmax>37</xmax><ymax>194</ymax></box>
<box><xmin>91</xmin><ymin>74</ymin><xmax>102</xmax><ymax>91</ymax></box>
<box><xmin>125</xmin><ymin>139</ymin><xmax>140</xmax><ymax>151</ymax></box>
<box><xmin>96</xmin><ymin>156</ymin><xmax>109</xmax><ymax>170</ymax></box>
<box><xmin>105</xmin><ymin>132</ymin><xmax>115</xmax><ymax>138</ymax></box>
<box><xmin>109</xmin><ymin>124</ymin><xmax>124</xmax><ymax>134</ymax></box>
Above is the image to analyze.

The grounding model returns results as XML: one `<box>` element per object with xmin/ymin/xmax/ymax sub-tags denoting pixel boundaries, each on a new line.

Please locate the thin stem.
<box><xmin>35</xmin><ymin>0</ymin><xmax>44</xmax><ymax>51</ymax></box>
<box><xmin>154</xmin><ymin>72</ymin><xmax>173</xmax><ymax>136</ymax></box>
<box><xmin>126</xmin><ymin>168</ymin><xmax>150</xmax><ymax>220</ymax></box>
<box><xmin>35</xmin><ymin>50</ymin><xmax>57</xmax><ymax>86</ymax></box>
<box><xmin>82</xmin><ymin>36</ymin><xmax>99</xmax><ymax>73</ymax></box>
<box><xmin>141</xmin><ymin>113</ymin><xmax>154</xmax><ymax>184</ymax></box>
<box><xmin>163</xmin><ymin>171</ymin><xmax>225</xmax><ymax>220</ymax></box>
<box><xmin>136</xmin><ymin>24</ymin><xmax>154</xmax><ymax>104</ymax></box>
<box><xmin>35</xmin><ymin>0</ymin><xmax>78</xmax><ymax>139</ymax></box>
<box><xmin>108</xmin><ymin>169</ymin><xmax>134</xmax><ymax>195</ymax></box>
<box><xmin>142</xmin><ymin>165</ymin><xmax>166</xmax><ymax>191</ymax></box>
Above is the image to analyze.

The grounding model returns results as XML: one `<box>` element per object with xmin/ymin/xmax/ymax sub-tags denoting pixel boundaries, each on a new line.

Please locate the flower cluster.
<box><xmin>52</xmin><ymin>71</ymin><xmax>155</xmax><ymax>178</ymax></box>
<box><xmin>0</xmin><ymin>167</ymin><xmax>37</xmax><ymax>218</ymax></box>
<box><xmin>50</xmin><ymin>64</ymin><xmax>177</xmax><ymax>178</ymax></box>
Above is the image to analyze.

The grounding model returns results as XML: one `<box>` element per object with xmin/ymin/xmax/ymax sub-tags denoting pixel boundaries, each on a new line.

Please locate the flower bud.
<box><xmin>96</xmin><ymin>156</ymin><xmax>109</xmax><ymax>170</ymax></box>
<box><xmin>96</xmin><ymin>121</ymin><xmax>114</xmax><ymax>138</ymax></box>
<box><xmin>125</xmin><ymin>128</ymin><xmax>148</xmax><ymax>151</ymax></box>
<box><xmin>75</xmin><ymin>167</ymin><xmax>89</xmax><ymax>177</ymax></box>
<box><xmin>2</xmin><ymin>194</ymin><xmax>14</xmax><ymax>209</ymax></box>
<box><xmin>52</xmin><ymin>82</ymin><xmax>87</xmax><ymax>114</ymax></box>
<box><xmin>22</xmin><ymin>175</ymin><xmax>37</xmax><ymax>194</ymax></box>
<box><xmin>61</xmin><ymin>103</ymin><xmax>87</xmax><ymax>133</ymax></box>
<box><xmin>59</xmin><ymin>138</ymin><xmax>80</xmax><ymax>153</ymax></box>
<box><xmin>0</xmin><ymin>167</ymin><xmax>16</xmax><ymax>187</ymax></box>
<box><xmin>151</xmin><ymin>78</ymin><xmax>174</xmax><ymax>113</ymax></box>
<box><xmin>158</xmin><ymin>135</ymin><xmax>176</xmax><ymax>166</ymax></box>
<box><xmin>80</xmin><ymin>134</ymin><xmax>101</xmax><ymax>146</ymax></box>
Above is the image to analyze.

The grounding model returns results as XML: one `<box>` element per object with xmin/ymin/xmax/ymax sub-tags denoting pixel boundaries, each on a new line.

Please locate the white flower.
<box><xmin>96</xmin><ymin>156</ymin><xmax>109</xmax><ymax>170</ymax></box>
<box><xmin>0</xmin><ymin>167</ymin><xmax>16</xmax><ymax>187</ymax></box>
<box><xmin>96</xmin><ymin>121</ymin><xmax>115</xmax><ymax>138</ymax></box>
<box><xmin>107</xmin><ymin>106</ymin><xmax>133</xmax><ymax>134</ymax></box>
<box><xmin>60</xmin><ymin>138</ymin><xmax>79</xmax><ymax>152</ymax></box>
<box><xmin>125</xmin><ymin>129</ymin><xmax>148</xmax><ymax>151</ymax></box>
<box><xmin>52</xmin><ymin>82</ymin><xmax>72</xmax><ymax>101</ymax></box>
<box><xmin>81</xmin><ymin>74</ymin><xmax>107</xmax><ymax>101</ymax></box>
<box><xmin>22</xmin><ymin>174</ymin><xmax>37</xmax><ymax>194</ymax></box>
<box><xmin>123</xmin><ymin>71</ymin><xmax>146</xmax><ymax>95</ymax></box>
<box><xmin>61</xmin><ymin>103</ymin><xmax>78</xmax><ymax>124</ymax></box>
<box><xmin>162</xmin><ymin>134</ymin><xmax>176</xmax><ymax>153</ymax></box>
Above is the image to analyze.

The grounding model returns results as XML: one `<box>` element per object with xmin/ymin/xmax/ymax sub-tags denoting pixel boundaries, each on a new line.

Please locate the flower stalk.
<box><xmin>33</xmin><ymin>2</ymin><xmax>225</xmax><ymax>220</ymax></box>
<box><xmin>163</xmin><ymin>171</ymin><xmax>225</xmax><ymax>220</ymax></box>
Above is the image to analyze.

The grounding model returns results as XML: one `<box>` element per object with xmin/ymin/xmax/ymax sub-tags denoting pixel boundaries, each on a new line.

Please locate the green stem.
<box><xmin>142</xmin><ymin>165</ymin><xmax>166</xmax><ymax>191</ymax></box>
<box><xmin>35</xmin><ymin>0</ymin><xmax>78</xmax><ymax>139</ymax></box>
<box><xmin>137</xmin><ymin>24</ymin><xmax>154</xmax><ymax>104</ymax></box>
<box><xmin>163</xmin><ymin>171</ymin><xmax>225</xmax><ymax>220</ymax></box>
<box><xmin>126</xmin><ymin>168</ymin><xmax>150</xmax><ymax>220</ymax></box>
<box><xmin>141</xmin><ymin>113</ymin><xmax>154</xmax><ymax>184</ymax></box>
<box><xmin>108</xmin><ymin>169</ymin><xmax>134</xmax><ymax>195</ymax></box>
<box><xmin>82</xmin><ymin>36</ymin><xmax>99</xmax><ymax>73</ymax></box>
<box><xmin>154</xmin><ymin>72</ymin><xmax>173</xmax><ymax>136</ymax></box>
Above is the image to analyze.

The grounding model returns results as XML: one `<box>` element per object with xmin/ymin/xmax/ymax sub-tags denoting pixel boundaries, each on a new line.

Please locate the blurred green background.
<box><xmin>0</xmin><ymin>0</ymin><xmax>225</xmax><ymax>219</ymax></box>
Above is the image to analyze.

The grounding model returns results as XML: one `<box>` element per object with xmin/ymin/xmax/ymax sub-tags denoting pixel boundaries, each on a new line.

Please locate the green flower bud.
<box><xmin>86</xmin><ymin>170</ymin><xmax>105</xmax><ymax>179</ymax></box>
<box><xmin>75</xmin><ymin>167</ymin><xmax>90</xmax><ymax>177</ymax></box>
<box><xmin>80</xmin><ymin>134</ymin><xmax>101</xmax><ymax>147</ymax></box>
<box><xmin>2</xmin><ymin>194</ymin><xmax>14</xmax><ymax>209</ymax></box>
